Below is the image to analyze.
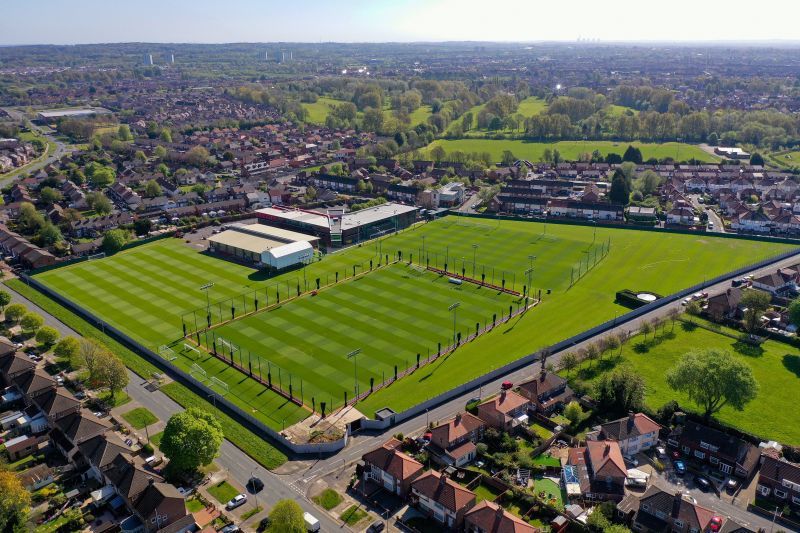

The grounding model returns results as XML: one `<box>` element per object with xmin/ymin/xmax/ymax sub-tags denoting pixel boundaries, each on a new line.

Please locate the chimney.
<box><xmin>438</xmin><ymin>472</ymin><xmax>447</xmax><ymax>488</ymax></box>
<box><xmin>672</xmin><ymin>491</ymin><xmax>683</xmax><ymax>518</ymax></box>
<box><xmin>148</xmin><ymin>476</ymin><xmax>155</xmax><ymax>485</ymax></box>
<box><xmin>628</xmin><ymin>411</ymin><xmax>636</xmax><ymax>423</ymax></box>
<box><xmin>603</xmin><ymin>443</ymin><xmax>610</xmax><ymax>456</ymax></box>
<box><xmin>455</xmin><ymin>413</ymin><xmax>462</xmax><ymax>425</ymax></box>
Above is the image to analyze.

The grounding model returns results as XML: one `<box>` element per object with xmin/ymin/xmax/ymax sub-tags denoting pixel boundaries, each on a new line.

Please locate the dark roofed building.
<box><xmin>55</xmin><ymin>410</ymin><xmax>111</xmax><ymax>447</ymax></box>
<box><xmin>668</xmin><ymin>422</ymin><xmax>760</xmax><ymax>478</ymax></box>
<box><xmin>517</xmin><ymin>370</ymin><xmax>574</xmax><ymax>414</ymax></box>
<box><xmin>756</xmin><ymin>454</ymin><xmax>800</xmax><ymax>509</ymax></box>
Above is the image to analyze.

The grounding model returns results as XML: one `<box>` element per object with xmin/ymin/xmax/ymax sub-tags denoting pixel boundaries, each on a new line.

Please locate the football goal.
<box><xmin>209</xmin><ymin>376</ymin><xmax>229</xmax><ymax>396</ymax></box>
<box><xmin>183</xmin><ymin>343</ymin><xmax>201</xmax><ymax>360</ymax></box>
<box><xmin>158</xmin><ymin>345</ymin><xmax>177</xmax><ymax>362</ymax></box>
<box><xmin>189</xmin><ymin>363</ymin><xmax>207</xmax><ymax>381</ymax></box>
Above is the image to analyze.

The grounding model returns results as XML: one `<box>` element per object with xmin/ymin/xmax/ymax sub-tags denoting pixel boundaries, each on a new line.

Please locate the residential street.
<box><xmin>688</xmin><ymin>193</ymin><xmax>725</xmax><ymax>233</ymax></box>
<box><xmin>5</xmin><ymin>245</ymin><xmax>800</xmax><ymax>531</ymax></box>
<box><xmin>0</xmin><ymin>107</ymin><xmax>69</xmax><ymax>188</ymax></box>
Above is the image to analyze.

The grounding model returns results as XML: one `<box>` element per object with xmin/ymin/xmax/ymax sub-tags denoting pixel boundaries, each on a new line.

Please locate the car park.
<box><xmin>226</xmin><ymin>493</ymin><xmax>247</xmax><ymax>510</ymax></box>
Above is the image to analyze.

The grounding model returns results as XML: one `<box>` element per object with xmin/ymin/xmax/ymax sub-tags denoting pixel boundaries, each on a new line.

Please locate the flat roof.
<box><xmin>267</xmin><ymin>240</ymin><xmax>313</xmax><ymax>259</ymax></box>
<box><xmin>257</xmin><ymin>207</ymin><xmax>330</xmax><ymax>230</ymax></box>
<box><xmin>229</xmin><ymin>222</ymin><xmax>319</xmax><ymax>244</ymax></box>
<box><xmin>37</xmin><ymin>107</ymin><xmax>112</xmax><ymax>118</ymax></box>
<box><xmin>208</xmin><ymin>230</ymin><xmax>285</xmax><ymax>255</ymax></box>
<box><xmin>341</xmin><ymin>203</ymin><xmax>418</xmax><ymax>230</ymax></box>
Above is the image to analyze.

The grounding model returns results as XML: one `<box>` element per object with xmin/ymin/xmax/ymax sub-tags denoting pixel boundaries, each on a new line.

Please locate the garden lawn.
<box><xmin>532</xmin><ymin>454</ymin><xmax>561</xmax><ymax>468</ymax></box>
<box><xmin>186</xmin><ymin>498</ymin><xmax>204</xmax><ymax>513</ymax></box>
<box><xmin>532</xmin><ymin>478</ymin><xmax>565</xmax><ymax>510</ymax></box>
<box><xmin>32</xmin><ymin>219</ymin><xmax>793</xmax><ymax>416</ymax></box>
<box><xmin>473</xmin><ymin>481</ymin><xmax>502</xmax><ymax>503</ymax></box>
<box><xmin>312</xmin><ymin>488</ymin><xmax>343</xmax><ymax>510</ymax></box>
<box><xmin>424</xmin><ymin>139</ymin><xmax>719</xmax><ymax>163</ymax></box>
<box><xmin>572</xmin><ymin>320</ymin><xmax>800</xmax><ymax>445</ymax></box>
<box><xmin>122</xmin><ymin>407</ymin><xmax>158</xmax><ymax>429</ymax></box>
<box><xmin>340</xmin><ymin>505</ymin><xmax>369</xmax><ymax>526</ymax></box>
<box><xmin>150</xmin><ymin>431</ymin><xmax>164</xmax><ymax>448</ymax></box>
<box><xmin>207</xmin><ymin>480</ymin><xmax>239</xmax><ymax>505</ymax></box>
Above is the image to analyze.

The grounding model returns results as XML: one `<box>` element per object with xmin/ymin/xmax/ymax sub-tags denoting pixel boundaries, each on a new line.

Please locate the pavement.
<box><xmin>5</xmin><ymin>244</ymin><xmax>800</xmax><ymax>532</ymax></box>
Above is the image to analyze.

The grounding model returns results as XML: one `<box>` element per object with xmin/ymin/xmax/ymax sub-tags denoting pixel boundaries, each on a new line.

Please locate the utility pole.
<box><xmin>525</xmin><ymin>255</ymin><xmax>536</xmax><ymax>306</ymax></box>
<box><xmin>200</xmin><ymin>282</ymin><xmax>214</xmax><ymax>326</ymax></box>
<box><xmin>472</xmin><ymin>243</ymin><xmax>479</xmax><ymax>278</ymax></box>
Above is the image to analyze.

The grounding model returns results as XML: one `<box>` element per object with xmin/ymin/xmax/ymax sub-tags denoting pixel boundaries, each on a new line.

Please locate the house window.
<box><xmin>792</xmin><ymin>496</ymin><xmax>800</xmax><ymax>506</ymax></box>
<box><xmin>710</xmin><ymin>456</ymin><xmax>719</xmax><ymax>465</ymax></box>
<box><xmin>682</xmin><ymin>445</ymin><xmax>691</xmax><ymax>454</ymax></box>
<box><xmin>775</xmin><ymin>489</ymin><xmax>788</xmax><ymax>499</ymax></box>
<box><xmin>641</xmin><ymin>503</ymin><xmax>649</xmax><ymax>512</ymax></box>
<box><xmin>758</xmin><ymin>485</ymin><xmax>770</xmax><ymax>497</ymax></box>
<box><xmin>674</xmin><ymin>519</ymin><xmax>684</xmax><ymax>529</ymax></box>
<box><xmin>694</xmin><ymin>450</ymin><xmax>705</xmax><ymax>460</ymax></box>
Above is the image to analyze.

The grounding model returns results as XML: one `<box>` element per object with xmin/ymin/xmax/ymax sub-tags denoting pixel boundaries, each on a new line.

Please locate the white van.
<box><xmin>304</xmin><ymin>512</ymin><xmax>320</xmax><ymax>532</ymax></box>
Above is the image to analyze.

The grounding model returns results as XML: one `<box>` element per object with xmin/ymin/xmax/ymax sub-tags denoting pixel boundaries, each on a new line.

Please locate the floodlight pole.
<box><xmin>250</xmin><ymin>468</ymin><xmax>260</xmax><ymax>512</ymax></box>
<box><xmin>525</xmin><ymin>255</ymin><xmax>536</xmax><ymax>307</ymax></box>
<box><xmin>200</xmin><ymin>282</ymin><xmax>214</xmax><ymax>317</ymax></box>
<box><xmin>346</xmin><ymin>349</ymin><xmax>362</xmax><ymax>399</ymax></box>
<box><xmin>592</xmin><ymin>220</ymin><xmax>597</xmax><ymax>243</ymax></box>
<box><xmin>472</xmin><ymin>244</ymin><xmax>478</xmax><ymax>278</ymax></box>
<box><xmin>449</xmin><ymin>302</ymin><xmax>460</xmax><ymax>346</ymax></box>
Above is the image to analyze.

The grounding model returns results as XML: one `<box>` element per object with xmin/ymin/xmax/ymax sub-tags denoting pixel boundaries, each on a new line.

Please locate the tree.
<box><xmin>585</xmin><ymin>343</ymin><xmax>599</xmax><ymax>368</ymax></box>
<box><xmin>430</xmin><ymin>145</ymin><xmax>446</xmax><ymax>162</ymax></box>
<box><xmin>667</xmin><ymin>307</ymin><xmax>680</xmax><ymax>331</ymax></box>
<box><xmin>103</xmin><ymin>229</ymin><xmax>130</xmax><ymax>254</ymax></box>
<box><xmin>267</xmin><ymin>500</ymin><xmax>305</xmax><ymax>533</ymax></box>
<box><xmin>666</xmin><ymin>349</ymin><xmax>758</xmax><ymax>422</ymax></box>
<box><xmin>564</xmin><ymin>401</ymin><xmax>584</xmax><ymax>425</ymax></box>
<box><xmin>38</xmin><ymin>223</ymin><xmax>63</xmax><ymax>246</ymax></box>
<box><xmin>96</xmin><ymin>352</ymin><xmax>128</xmax><ymax>400</ymax></box>
<box><xmin>561</xmin><ymin>352</ymin><xmax>578</xmax><ymax>376</ymax></box>
<box><xmin>117</xmin><ymin>124</ymin><xmax>133</xmax><ymax>141</ymax></box>
<box><xmin>186</xmin><ymin>146</ymin><xmax>209</xmax><ymax>167</ymax></box>
<box><xmin>501</xmin><ymin>150</ymin><xmax>517</xmax><ymax>166</ymax></box>
<box><xmin>20</xmin><ymin>312</ymin><xmax>43</xmax><ymax>333</ymax></box>
<box><xmin>304</xmin><ymin>186</ymin><xmax>317</xmax><ymax>202</ymax></box>
<box><xmin>0</xmin><ymin>470</ymin><xmax>31</xmax><ymax>533</ymax></box>
<box><xmin>54</xmin><ymin>336</ymin><xmax>80</xmax><ymax>361</ymax></box>
<box><xmin>144</xmin><ymin>180</ymin><xmax>162</xmax><ymax>198</ymax></box>
<box><xmin>609</xmin><ymin>169</ymin><xmax>631</xmax><ymax>205</ymax></box>
<box><xmin>362</xmin><ymin>107</ymin><xmax>385</xmax><ymax>132</ymax></box>
<box><xmin>39</xmin><ymin>186</ymin><xmax>62</xmax><ymax>205</ymax></box>
<box><xmin>788</xmin><ymin>298</ymin><xmax>800</xmax><ymax>329</ymax></box>
<box><xmin>640</xmin><ymin>320</ymin><xmax>652</xmax><ymax>342</ymax></box>
<box><xmin>750</xmin><ymin>153</ymin><xmax>764</xmax><ymax>166</ymax></box>
<box><xmin>134</xmin><ymin>150</ymin><xmax>147</xmax><ymax>163</ymax></box>
<box><xmin>35</xmin><ymin>326</ymin><xmax>59</xmax><ymax>346</ymax></box>
<box><xmin>86</xmin><ymin>162</ymin><xmax>116</xmax><ymax>188</ymax></box>
<box><xmin>685</xmin><ymin>300</ymin><xmax>701</xmax><ymax>321</ymax></box>
<box><xmin>159</xmin><ymin>128</ymin><xmax>172</xmax><ymax>143</ymax></box>
<box><xmin>75</xmin><ymin>339</ymin><xmax>106</xmax><ymax>381</ymax></box>
<box><xmin>133</xmin><ymin>218</ymin><xmax>152</xmax><ymax>236</ymax></box>
<box><xmin>18</xmin><ymin>202</ymin><xmax>45</xmax><ymax>234</ymax></box>
<box><xmin>594</xmin><ymin>366</ymin><xmax>645</xmax><ymax>417</ymax></box>
<box><xmin>4</xmin><ymin>303</ymin><xmax>26</xmax><ymax>323</ymax></box>
<box><xmin>741</xmin><ymin>289</ymin><xmax>771</xmax><ymax>333</ymax></box>
<box><xmin>161</xmin><ymin>408</ymin><xmax>223</xmax><ymax>473</ymax></box>
<box><xmin>154</xmin><ymin>145</ymin><xmax>167</xmax><ymax>159</ymax></box>
<box><xmin>622</xmin><ymin>145</ymin><xmax>643</xmax><ymax>164</ymax></box>
<box><xmin>0</xmin><ymin>290</ymin><xmax>10</xmax><ymax>311</ymax></box>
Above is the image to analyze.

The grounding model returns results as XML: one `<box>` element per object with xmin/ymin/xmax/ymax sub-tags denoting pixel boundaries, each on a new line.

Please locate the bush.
<box><xmin>35</xmin><ymin>326</ymin><xmax>60</xmax><ymax>346</ymax></box>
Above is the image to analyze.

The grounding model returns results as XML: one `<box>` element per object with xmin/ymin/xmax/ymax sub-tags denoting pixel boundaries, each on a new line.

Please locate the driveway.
<box><xmin>687</xmin><ymin>194</ymin><xmax>725</xmax><ymax>233</ymax></box>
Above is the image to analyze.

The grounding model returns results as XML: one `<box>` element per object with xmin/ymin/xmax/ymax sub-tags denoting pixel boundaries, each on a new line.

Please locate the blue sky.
<box><xmin>3</xmin><ymin>0</ymin><xmax>800</xmax><ymax>45</ymax></box>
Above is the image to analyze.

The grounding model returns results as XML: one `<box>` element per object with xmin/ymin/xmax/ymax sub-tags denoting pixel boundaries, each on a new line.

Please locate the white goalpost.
<box><xmin>158</xmin><ymin>345</ymin><xmax>177</xmax><ymax>362</ymax></box>
<box><xmin>210</xmin><ymin>376</ymin><xmax>229</xmax><ymax>396</ymax></box>
<box><xmin>217</xmin><ymin>337</ymin><xmax>237</xmax><ymax>353</ymax></box>
<box><xmin>189</xmin><ymin>363</ymin><xmax>207</xmax><ymax>381</ymax></box>
<box><xmin>183</xmin><ymin>343</ymin><xmax>201</xmax><ymax>359</ymax></box>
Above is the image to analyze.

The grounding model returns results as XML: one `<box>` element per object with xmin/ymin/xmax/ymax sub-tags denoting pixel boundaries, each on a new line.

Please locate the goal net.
<box><xmin>158</xmin><ymin>345</ymin><xmax>177</xmax><ymax>362</ymax></box>
<box><xmin>217</xmin><ymin>337</ymin><xmax>237</xmax><ymax>353</ymax></box>
<box><xmin>210</xmin><ymin>377</ymin><xmax>229</xmax><ymax>396</ymax></box>
<box><xmin>189</xmin><ymin>363</ymin><xmax>207</xmax><ymax>381</ymax></box>
<box><xmin>183</xmin><ymin>343</ymin><xmax>201</xmax><ymax>360</ymax></box>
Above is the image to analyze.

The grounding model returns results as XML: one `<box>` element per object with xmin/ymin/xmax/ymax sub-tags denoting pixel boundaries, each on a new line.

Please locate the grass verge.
<box><xmin>312</xmin><ymin>488</ymin><xmax>343</xmax><ymax>510</ymax></box>
<box><xmin>207</xmin><ymin>480</ymin><xmax>239</xmax><ymax>504</ymax></box>
<box><xmin>122</xmin><ymin>407</ymin><xmax>158</xmax><ymax>429</ymax></box>
<box><xmin>340</xmin><ymin>505</ymin><xmax>368</xmax><ymax>526</ymax></box>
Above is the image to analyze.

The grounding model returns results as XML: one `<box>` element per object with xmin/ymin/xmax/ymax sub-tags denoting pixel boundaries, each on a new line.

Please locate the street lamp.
<box><xmin>592</xmin><ymin>220</ymin><xmax>597</xmax><ymax>243</ymax></box>
<box><xmin>249</xmin><ymin>468</ymin><xmax>260</xmax><ymax>513</ymax></box>
<box><xmin>525</xmin><ymin>255</ymin><xmax>536</xmax><ymax>307</ymax></box>
<box><xmin>448</xmin><ymin>302</ymin><xmax>460</xmax><ymax>346</ymax></box>
<box><xmin>346</xmin><ymin>349</ymin><xmax>361</xmax><ymax>398</ymax></box>
<box><xmin>472</xmin><ymin>244</ymin><xmax>478</xmax><ymax>278</ymax></box>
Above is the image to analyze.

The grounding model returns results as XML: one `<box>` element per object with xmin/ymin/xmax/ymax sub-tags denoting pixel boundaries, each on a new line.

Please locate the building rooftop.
<box><xmin>340</xmin><ymin>203</ymin><xmax>418</xmax><ymax>230</ymax></box>
<box><xmin>230</xmin><ymin>223</ymin><xmax>319</xmax><ymax>244</ymax></box>
<box><xmin>37</xmin><ymin>107</ymin><xmax>112</xmax><ymax>119</ymax></box>
<box><xmin>208</xmin><ymin>230</ymin><xmax>286</xmax><ymax>255</ymax></box>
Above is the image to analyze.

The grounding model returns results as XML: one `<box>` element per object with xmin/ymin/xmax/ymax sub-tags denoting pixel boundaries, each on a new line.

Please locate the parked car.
<box><xmin>226</xmin><ymin>494</ymin><xmax>247</xmax><ymax>510</ymax></box>
<box><xmin>694</xmin><ymin>475</ymin><xmax>711</xmax><ymax>491</ymax></box>
<box><xmin>220</xmin><ymin>525</ymin><xmax>240</xmax><ymax>533</ymax></box>
<box><xmin>367</xmin><ymin>521</ymin><xmax>385</xmax><ymax>533</ymax></box>
<box><xmin>501</xmin><ymin>381</ymin><xmax>513</xmax><ymax>390</ymax></box>
<box><xmin>709</xmin><ymin>516</ymin><xmax>723</xmax><ymax>532</ymax></box>
<box><xmin>673</xmin><ymin>460</ymin><xmax>686</xmax><ymax>476</ymax></box>
<box><xmin>656</xmin><ymin>446</ymin><xmax>667</xmax><ymax>458</ymax></box>
<box><xmin>726</xmin><ymin>479</ymin><xmax>739</xmax><ymax>492</ymax></box>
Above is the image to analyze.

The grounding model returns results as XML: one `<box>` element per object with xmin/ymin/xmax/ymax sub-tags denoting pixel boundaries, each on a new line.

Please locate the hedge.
<box><xmin>5</xmin><ymin>278</ymin><xmax>288</xmax><ymax>470</ymax></box>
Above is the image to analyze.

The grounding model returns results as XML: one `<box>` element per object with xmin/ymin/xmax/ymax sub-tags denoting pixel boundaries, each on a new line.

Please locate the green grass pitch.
<box><xmin>34</xmin><ymin>219</ymin><xmax>795</xmax><ymax>419</ymax></box>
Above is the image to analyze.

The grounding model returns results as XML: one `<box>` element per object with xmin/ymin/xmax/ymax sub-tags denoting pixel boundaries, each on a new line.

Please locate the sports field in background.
<box><xmin>35</xmin><ymin>218</ymin><xmax>795</xmax><ymax>417</ymax></box>
<box><xmin>424</xmin><ymin>139</ymin><xmax>720</xmax><ymax>163</ymax></box>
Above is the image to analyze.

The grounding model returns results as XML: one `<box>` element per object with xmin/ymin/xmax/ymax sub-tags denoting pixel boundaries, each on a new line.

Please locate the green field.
<box><xmin>605</xmin><ymin>105</ymin><xmax>639</xmax><ymax>117</ymax></box>
<box><xmin>573</xmin><ymin>321</ymin><xmax>800</xmax><ymax>445</ymax></box>
<box><xmin>213</xmin><ymin>263</ymin><xmax>519</xmax><ymax>408</ymax></box>
<box><xmin>424</xmin><ymin>139</ymin><xmax>719</xmax><ymax>163</ymax></box>
<box><xmin>446</xmin><ymin>97</ymin><xmax>547</xmax><ymax>136</ymax></box>
<box><xmin>35</xmin><ymin>219</ymin><xmax>793</xmax><ymax>418</ymax></box>
<box><xmin>767</xmin><ymin>150</ymin><xmax>800</xmax><ymax>169</ymax></box>
<box><xmin>122</xmin><ymin>407</ymin><xmax>158</xmax><ymax>429</ymax></box>
<box><xmin>302</xmin><ymin>96</ymin><xmax>432</xmax><ymax>128</ymax></box>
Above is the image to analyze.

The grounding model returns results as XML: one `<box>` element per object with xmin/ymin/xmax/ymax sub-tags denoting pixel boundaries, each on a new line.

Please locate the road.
<box><xmin>3</xmin><ymin>282</ymin><xmax>344</xmax><ymax>533</ymax></box>
<box><xmin>0</xmin><ymin>107</ymin><xmax>69</xmax><ymax>187</ymax></box>
<box><xmin>688</xmin><ymin>194</ymin><xmax>725</xmax><ymax>233</ymax></box>
<box><xmin>7</xmin><ymin>246</ymin><xmax>800</xmax><ymax>531</ymax></box>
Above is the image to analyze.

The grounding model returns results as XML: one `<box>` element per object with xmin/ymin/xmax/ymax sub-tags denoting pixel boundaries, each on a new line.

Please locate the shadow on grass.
<box><xmin>681</xmin><ymin>321</ymin><xmax>699</xmax><ymax>332</ymax></box>
<box><xmin>782</xmin><ymin>354</ymin><xmax>800</xmax><ymax>377</ymax></box>
<box><xmin>731</xmin><ymin>341</ymin><xmax>765</xmax><ymax>358</ymax></box>
<box><xmin>632</xmin><ymin>331</ymin><xmax>677</xmax><ymax>353</ymax></box>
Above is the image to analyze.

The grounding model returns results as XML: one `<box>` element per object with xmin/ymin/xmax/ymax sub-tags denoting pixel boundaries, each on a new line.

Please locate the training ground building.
<box><xmin>255</xmin><ymin>202</ymin><xmax>418</xmax><ymax>248</ymax></box>
<box><xmin>207</xmin><ymin>223</ymin><xmax>319</xmax><ymax>270</ymax></box>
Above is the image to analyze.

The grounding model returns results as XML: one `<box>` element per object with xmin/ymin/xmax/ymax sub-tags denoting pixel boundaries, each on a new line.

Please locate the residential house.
<box><xmin>751</xmin><ymin>268</ymin><xmax>798</xmax><ymax>295</ymax></box>
<box><xmin>464</xmin><ymin>500</ymin><xmax>537</xmax><ymax>533</ymax></box>
<box><xmin>706</xmin><ymin>288</ymin><xmax>743</xmax><ymax>321</ymax></box>
<box><xmin>756</xmin><ymin>454</ymin><xmax>800</xmax><ymax>508</ymax></box>
<box><xmin>617</xmin><ymin>484</ymin><xmax>724</xmax><ymax>533</ymax></box>
<box><xmin>4</xmin><ymin>433</ymin><xmax>45</xmax><ymax>460</ymax></box>
<box><xmin>361</xmin><ymin>437</ymin><xmax>423</xmax><ymax>498</ymax></box>
<box><xmin>587</xmin><ymin>413</ymin><xmax>661</xmax><ymax>457</ymax></box>
<box><xmin>428</xmin><ymin>412</ymin><xmax>485</xmax><ymax>467</ymax></box>
<box><xmin>548</xmin><ymin>200</ymin><xmax>624</xmax><ymax>221</ymax></box>
<box><xmin>19</xmin><ymin>463</ymin><xmax>55</xmax><ymax>491</ymax></box>
<box><xmin>567</xmin><ymin>440</ymin><xmax>627</xmax><ymax>502</ymax></box>
<box><xmin>476</xmin><ymin>390</ymin><xmax>531</xmax><ymax>431</ymax></box>
<box><xmin>667</xmin><ymin>422</ymin><xmax>760</xmax><ymax>478</ymax></box>
<box><xmin>517</xmin><ymin>371</ymin><xmax>574</xmax><ymax>415</ymax></box>
<box><xmin>410</xmin><ymin>470</ymin><xmax>476</xmax><ymax>528</ymax></box>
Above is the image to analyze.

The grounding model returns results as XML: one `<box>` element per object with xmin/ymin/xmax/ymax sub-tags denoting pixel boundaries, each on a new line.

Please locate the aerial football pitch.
<box><xmin>34</xmin><ymin>217</ymin><xmax>795</xmax><ymax>420</ymax></box>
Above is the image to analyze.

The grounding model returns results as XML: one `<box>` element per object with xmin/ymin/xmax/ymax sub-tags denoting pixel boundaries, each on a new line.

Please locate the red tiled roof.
<box><xmin>465</xmin><ymin>500</ymin><xmax>537</xmax><ymax>533</ymax></box>
<box><xmin>362</xmin><ymin>438</ymin><xmax>423</xmax><ymax>482</ymax></box>
<box><xmin>430</xmin><ymin>412</ymin><xmax>483</xmax><ymax>446</ymax></box>
<box><xmin>411</xmin><ymin>471</ymin><xmax>475</xmax><ymax>513</ymax></box>
<box><xmin>586</xmin><ymin>440</ymin><xmax>626</xmax><ymax>479</ymax></box>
